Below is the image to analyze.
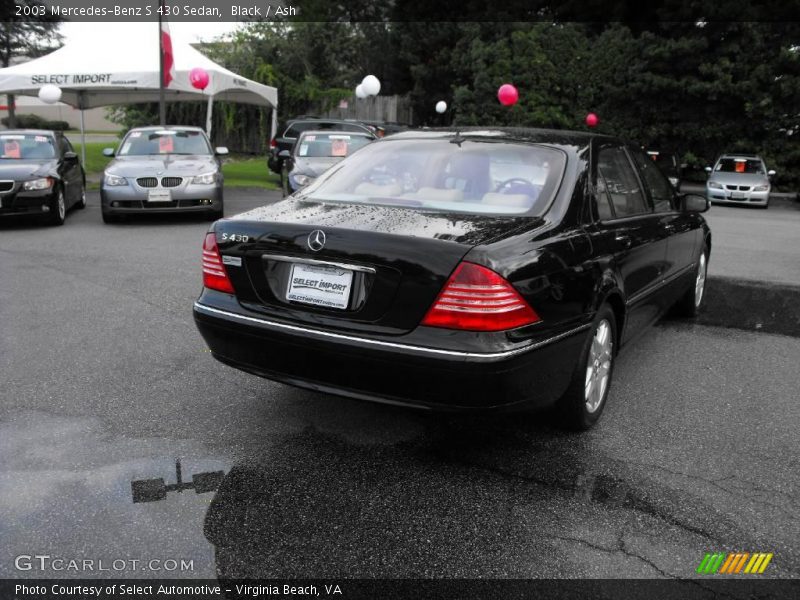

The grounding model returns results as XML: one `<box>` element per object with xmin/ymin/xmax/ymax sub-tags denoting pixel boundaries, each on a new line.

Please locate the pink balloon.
<box><xmin>497</xmin><ymin>84</ymin><xmax>519</xmax><ymax>107</ymax></box>
<box><xmin>585</xmin><ymin>113</ymin><xmax>599</xmax><ymax>128</ymax></box>
<box><xmin>189</xmin><ymin>67</ymin><xmax>210</xmax><ymax>91</ymax></box>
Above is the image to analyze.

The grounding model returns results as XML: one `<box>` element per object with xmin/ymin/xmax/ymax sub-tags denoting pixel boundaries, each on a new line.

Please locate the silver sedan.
<box><xmin>100</xmin><ymin>126</ymin><xmax>227</xmax><ymax>223</ymax></box>
<box><xmin>705</xmin><ymin>154</ymin><xmax>774</xmax><ymax>208</ymax></box>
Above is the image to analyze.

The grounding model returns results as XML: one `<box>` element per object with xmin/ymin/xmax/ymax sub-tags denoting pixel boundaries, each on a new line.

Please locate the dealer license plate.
<box><xmin>730</xmin><ymin>191</ymin><xmax>745</xmax><ymax>199</ymax></box>
<box><xmin>287</xmin><ymin>263</ymin><xmax>353</xmax><ymax>310</ymax></box>
<box><xmin>147</xmin><ymin>189</ymin><xmax>172</xmax><ymax>202</ymax></box>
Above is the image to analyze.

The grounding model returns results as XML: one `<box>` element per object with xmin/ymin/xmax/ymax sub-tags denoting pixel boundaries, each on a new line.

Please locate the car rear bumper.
<box><xmin>193</xmin><ymin>300</ymin><xmax>588</xmax><ymax>412</ymax></box>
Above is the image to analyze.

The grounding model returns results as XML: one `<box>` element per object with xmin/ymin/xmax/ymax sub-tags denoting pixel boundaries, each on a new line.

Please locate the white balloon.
<box><xmin>361</xmin><ymin>74</ymin><xmax>381</xmax><ymax>96</ymax></box>
<box><xmin>435</xmin><ymin>101</ymin><xmax>447</xmax><ymax>114</ymax></box>
<box><xmin>38</xmin><ymin>84</ymin><xmax>62</xmax><ymax>104</ymax></box>
<box><xmin>355</xmin><ymin>84</ymin><xmax>366</xmax><ymax>99</ymax></box>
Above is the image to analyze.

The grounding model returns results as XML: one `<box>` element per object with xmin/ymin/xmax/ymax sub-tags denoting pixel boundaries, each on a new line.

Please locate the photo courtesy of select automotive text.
<box><xmin>2</xmin><ymin>0</ymin><xmax>800</xmax><ymax>598</ymax></box>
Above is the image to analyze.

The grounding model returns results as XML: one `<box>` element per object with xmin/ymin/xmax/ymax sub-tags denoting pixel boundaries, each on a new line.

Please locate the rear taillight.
<box><xmin>421</xmin><ymin>262</ymin><xmax>540</xmax><ymax>332</ymax></box>
<box><xmin>269</xmin><ymin>138</ymin><xmax>277</xmax><ymax>148</ymax></box>
<box><xmin>202</xmin><ymin>233</ymin><xmax>234</xmax><ymax>293</ymax></box>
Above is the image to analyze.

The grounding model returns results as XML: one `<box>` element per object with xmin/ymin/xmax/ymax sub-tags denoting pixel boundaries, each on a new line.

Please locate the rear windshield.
<box><xmin>118</xmin><ymin>130</ymin><xmax>211</xmax><ymax>156</ymax></box>
<box><xmin>295</xmin><ymin>133</ymin><xmax>373</xmax><ymax>158</ymax></box>
<box><xmin>715</xmin><ymin>158</ymin><xmax>764</xmax><ymax>174</ymax></box>
<box><xmin>0</xmin><ymin>133</ymin><xmax>56</xmax><ymax>160</ymax></box>
<box><xmin>301</xmin><ymin>138</ymin><xmax>566</xmax><ymax>216</ymax></box>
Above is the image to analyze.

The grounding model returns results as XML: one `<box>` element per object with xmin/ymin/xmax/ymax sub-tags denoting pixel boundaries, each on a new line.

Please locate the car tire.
<box><xmin>281</xmin><ymin>170</ymin><xmax>289</xmax><ymax>197</ymax></box>
<box><xmin>101</xmin><ymin>208</ymin><xmax>118</xmax><ymax>224</ymax></box>
<box><xmin>207</xmin><ymin>202</ymin><xmax>224</xmax><ymax>222</ymax></box>
<box><xmin>47</xmin><ymin>188</ymin><xmax>67</xmax><ymax>226</ymax></box>
<box><xmin>673</xmin><ymin>246</ymin><xmax>708</xmax><ymax>318</ymax></box>
<box><xmin>76</xmin><ymin>185</ymin><xmax>87</xmax><ymax>209</ymax></box>
<box><xmin>554</xmin><ymin>304</ymin><xmax>617</xmax><ymax>431</ymax></box>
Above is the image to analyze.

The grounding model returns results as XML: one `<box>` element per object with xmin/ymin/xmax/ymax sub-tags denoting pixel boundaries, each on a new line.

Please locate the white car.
<box><xmin>705</xmin><ymin>154</ymin><xmax>774</xmax><ymax>208</ymax></box>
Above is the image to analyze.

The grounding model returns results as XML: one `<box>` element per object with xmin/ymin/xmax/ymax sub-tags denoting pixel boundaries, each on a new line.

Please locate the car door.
<box><xmin>589</xmin><ymin>143</ymin><xmax>669</xmax><ymax>342</ymax></box>
<box><xmin>630</xmin><ymin>148</ymin><xmax>698</xmax><ymax>301</ymax></box>
<box><xmin>58</xmin><ymin>135</ymin><xmax>81</xmax><ymax>206</ymax></box>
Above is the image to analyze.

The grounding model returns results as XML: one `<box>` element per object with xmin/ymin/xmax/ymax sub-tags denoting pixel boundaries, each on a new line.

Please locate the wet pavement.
<box><xmin>1</xmin><ymin>191</ymin><xmax>798</xmax><ymax>580</ymax></box>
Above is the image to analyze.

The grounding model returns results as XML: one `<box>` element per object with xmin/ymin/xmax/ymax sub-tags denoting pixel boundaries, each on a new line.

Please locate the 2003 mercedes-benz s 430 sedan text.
<box><xmin>194</xmin><ymin>128</ymin><xmax>711</xmax><ymax>429</ymax></box>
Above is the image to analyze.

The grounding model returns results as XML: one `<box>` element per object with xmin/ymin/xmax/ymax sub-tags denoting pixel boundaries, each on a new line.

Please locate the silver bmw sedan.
<box><xmin>100</xmin><ymin>126</ymin><xmax>227</xmax><ymax>223</ymax></box>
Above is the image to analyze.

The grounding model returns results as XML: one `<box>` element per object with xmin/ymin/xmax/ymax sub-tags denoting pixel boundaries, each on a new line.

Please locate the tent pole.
<box><xmin>80</xmin><ymin>108</ymin><xmax>86</xmax><ymax>166</ymax></box>
<box><xmin>205</xmin><ymin>95</ymin><xmax>213</xmax><ymax>139</ymax></box>
<box><xmin>158</xmin><ymin>2</ymin><xmax>166</xmax><ymax>126</ymax></box>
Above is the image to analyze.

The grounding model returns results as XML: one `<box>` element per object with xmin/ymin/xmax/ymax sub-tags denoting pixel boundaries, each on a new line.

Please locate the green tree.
<box><xmin>0</xmin><ymin>0</ymin><xmax>62</xmax><ymax>126</ymax></box>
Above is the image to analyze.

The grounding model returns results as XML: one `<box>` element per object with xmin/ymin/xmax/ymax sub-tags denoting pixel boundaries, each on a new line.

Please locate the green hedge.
<box><xmin>1</xmin><ymin>114</ymin><xmax>70</xmax><ymax>131</ymax></box>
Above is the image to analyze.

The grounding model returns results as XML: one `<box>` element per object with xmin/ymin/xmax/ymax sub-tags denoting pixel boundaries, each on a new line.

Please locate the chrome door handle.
<box><xmin>615</xmin><ymin>234</ymin><xmax>632</xmax><ymax>248</ymax></box>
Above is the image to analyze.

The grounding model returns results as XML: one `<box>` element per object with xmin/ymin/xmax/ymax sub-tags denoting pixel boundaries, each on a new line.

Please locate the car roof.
<box><xmin>719</xmin><ymin>154</ymin><xmax>762</xmax><ymax>160</ymax></box>
<box><xmin>386</xmin><ymin>126</ymin><xmax>620</xmax><ymax>148</ymax></box>
<box><xmin>284</xmin><ymin>119</ymin><xmax>372</xmax><ymax>130</ymax></box>
<box><xmin>129</xmin><ymin>125</ymin><xmax>206</xmax><ymax>133</ymax></box>
<box><xmin>1</xmin><ymin>129</ymin><xmax>58</xmax><ymax>136</ymax></box>
<box><xmin>298</xmin><ymin>130</ymin><xmax>374</xmax><ymax>137</ymax></box>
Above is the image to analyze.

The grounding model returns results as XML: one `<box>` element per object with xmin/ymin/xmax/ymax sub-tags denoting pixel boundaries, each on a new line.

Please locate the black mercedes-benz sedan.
<box><xmin>193</xmin><ymin>128</ymin><xmax>711</xmax><ymax>429</ymax></box>
<box><xmin>0</xmin><ymin>129</ymin><xmax>86</xmax><ymax>225</ymax></box>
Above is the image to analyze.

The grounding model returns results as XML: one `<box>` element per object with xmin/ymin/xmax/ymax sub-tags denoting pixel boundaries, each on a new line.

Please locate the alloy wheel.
<box><xmin>585</xmin><ymin>319</ymin><xmax>613</xmax><ymax>413</ymax></box>
<box><xmin>57</xmin><ymin>191</ymin><xmax>66</xmax><ymax>221</ymax></box>
<box><xmin>695</xmin><ymin>253</ymin><xmax>707</xmax><ymax>307</ymax></box>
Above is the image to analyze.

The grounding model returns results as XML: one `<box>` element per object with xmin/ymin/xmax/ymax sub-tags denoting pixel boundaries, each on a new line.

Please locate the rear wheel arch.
<box><xmin>599</xmin><ymin>290</ymin><xmax>625</xmax><ymax>352</ymax></box>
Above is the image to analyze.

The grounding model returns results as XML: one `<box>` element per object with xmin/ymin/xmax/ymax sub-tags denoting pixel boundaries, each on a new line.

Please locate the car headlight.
<box><xmin>191</xmin><ymin>171</ymin><xmax>218</xmax><ymax>185</ymax></box>
<box><xmin>22</xmin><ymin>177</ymin><xmax>54</xmax><ymax>191</ymax></box>
<box><xmin>707</xmin><ymin>181</ymin><xmax>723</xmax><ymax>189</ymax></box>
<box><xmin>104</xmin><ymin>173</ymin><xmax>127</xmax><ymax>186</ymax></box>
<box><xmin>291</xmin><ymin>174</ymin><xmax>313</xmax><ymax>187</ymax></box>
<box><xmin>752</xmin><ymin>184</ymin><xmax>770</xmax><ymax>192</ymax></box>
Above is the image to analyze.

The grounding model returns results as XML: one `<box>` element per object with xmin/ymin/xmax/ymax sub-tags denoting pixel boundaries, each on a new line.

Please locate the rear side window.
<box><xmin>631</xmin><ymin>150</ymin><xmax>675</xmax><ymax>212</ymax></box>
<box><xmin>284</xmin><ymin>122</ymin><xmax>317</xmax><ymax>138</ymax></box>
<box><xmin>597</xmin><ymin>147</ymin><xmax>650</xmax><ymax>218</ymax></box>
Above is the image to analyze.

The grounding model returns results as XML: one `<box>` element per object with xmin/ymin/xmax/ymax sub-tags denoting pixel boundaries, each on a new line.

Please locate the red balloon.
<box><xmin>189</xmin><ymin>67</ymin><xmax>210</xmax><ymax>91</ymax></box>
<box><xmin>497</xmin><ymin>84</ymin><xmax>519</xmax><ymax>107</ymax></box>
<box><xmin>585</xmin><ymin>113</ymin><xmax>599</xmax><ymax>127</ymax></box>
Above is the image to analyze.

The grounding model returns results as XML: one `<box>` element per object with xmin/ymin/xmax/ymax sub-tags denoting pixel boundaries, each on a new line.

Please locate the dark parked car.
<box><xmin>280</xmin><ymin>130</ymin><xmax>375</xmax><ymax>195</ymax></box>
<box><xmin>100</xmin><ymin>126</ymin><xmax>228</xmax><ymax>223</ymax></box>
<box><xmin>268</xmin><ymin>118</ymin><xmax>375</xmax><ymax>174</ymax></box>
<box><xmin>194</xmin><ymin>128</ymin><xmax>711</xmax><ymax>430</ymax></box>
<box><xmin>0</xmin><ymin>129</ymin><xmax>85</xmax><ymax>225</ymax></box>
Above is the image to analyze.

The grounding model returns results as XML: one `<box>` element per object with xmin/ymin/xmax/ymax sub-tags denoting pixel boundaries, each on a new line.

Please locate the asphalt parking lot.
<box><xmin>1</xmin><ymin>191</ymin><xmax>799</xmax><ymax>581</ymax></box>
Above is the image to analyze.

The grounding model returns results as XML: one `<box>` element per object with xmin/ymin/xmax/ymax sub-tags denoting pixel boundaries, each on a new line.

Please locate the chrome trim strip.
<box><xmin>626</xmin><ymin>262</ymin><xmax>696</xmax><ymax>306</ymax></box>
<box><xmin>263</xmin><ymin>254</ymin><xmax>377</xmax><ymax>274</ymax></box>
<box><xmin>193</xmin><ymin>302</ymin><xmax>590</xmax><ymax>361</ymax></box>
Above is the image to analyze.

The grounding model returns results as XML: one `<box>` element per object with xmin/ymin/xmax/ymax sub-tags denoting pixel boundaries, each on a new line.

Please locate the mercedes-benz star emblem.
<box><xmin>307</xmin><ymin>230</ymin><xmax>326</xmax><ymax>252</ymax></box>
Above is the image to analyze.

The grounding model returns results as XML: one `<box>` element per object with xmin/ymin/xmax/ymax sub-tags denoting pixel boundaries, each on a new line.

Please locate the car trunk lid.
<box><xmin>213</xmin><ymin>199</ymin><xmax>533</xmax><ymax>334</ymax></box>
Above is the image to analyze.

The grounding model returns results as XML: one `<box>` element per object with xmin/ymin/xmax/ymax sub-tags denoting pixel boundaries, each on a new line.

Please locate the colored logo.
<box><xmin>696</xmin><ymin>552</ymin><xmax>773</xmax><ymax>575</ymax></box>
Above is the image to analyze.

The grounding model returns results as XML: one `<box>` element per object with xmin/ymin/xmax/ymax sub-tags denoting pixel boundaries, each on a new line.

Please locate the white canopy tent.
<box><xmin>0</xmin><ymin>24</ymin><xmax>278</xmax><ymax>162</ymax></box>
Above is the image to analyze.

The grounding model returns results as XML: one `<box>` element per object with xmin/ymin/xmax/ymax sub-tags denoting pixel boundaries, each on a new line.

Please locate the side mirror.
<box><xmin>63</xmin><ymin>151</ymin><xmax>78</xmax><ymax>161</ymax></box>
<box><xmin>278</xmin><ymin>150</ymin><xmax>291</xmax><ymax>159</ymax></box>
<box><xmin>681</xmin><ymin>193</ymin><xmax>710</xmax><ymax>213</ymax></box>
<box><xmin>768</xmin><ymin>169</ymin><xmax>776</xmax><ymax>177</ymax></box>
<box><xmin>704</xmin><ymin>166</ymin><xmax>712</xmax><ymax>173</ymax></box>
<box><xmin>102</xmin><ymin>148</ymin><xmax>115</xmax><ymax>157</ymax></box>
<box><xmin>215</xmin><ymin>147</ymin><xmax>229</xmax><ymax>156</ymax></box>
